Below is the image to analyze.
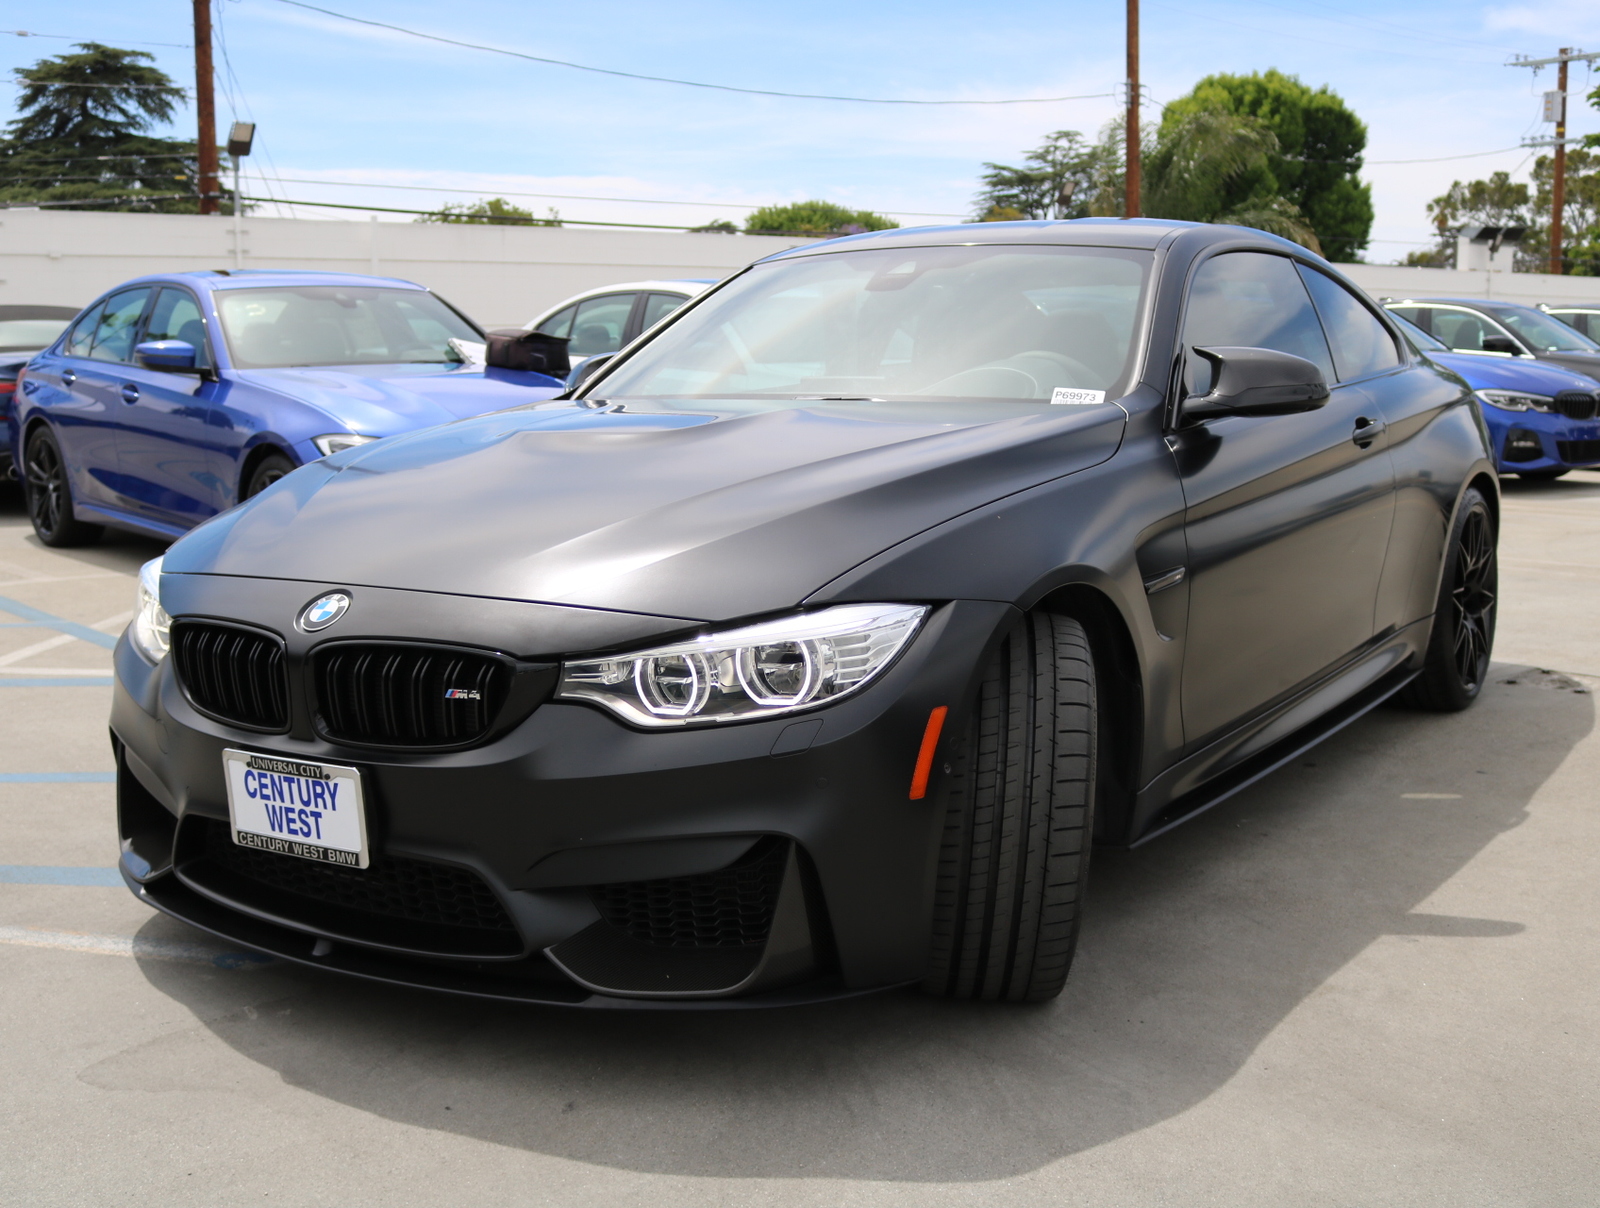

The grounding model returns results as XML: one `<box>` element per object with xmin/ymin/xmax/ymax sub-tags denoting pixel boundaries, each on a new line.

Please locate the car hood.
<box><xmin>233</xmin><ymin>363</ymin><xmax>565</xmax><ymax>432</ymax></box>
<box><xmin>1534</xmin><ymin>350</ymin><xmax>1600</xmax><ymax>384</ymax></box>
<box><xmin>1430</xmin><ymin>352</ymin><xmax>1600</xmax><ymax>394</ymax></box>
<box><xmin>165</xmin><ymin>397</ymin><xmax>1128</xmax><ymax>624</ymax></box>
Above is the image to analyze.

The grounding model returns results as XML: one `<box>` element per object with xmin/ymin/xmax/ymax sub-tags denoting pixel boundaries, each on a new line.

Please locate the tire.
<box><xmin>23</xmin><ymin>427</ymin><xmax>102</xmax><ymax>548</ymax></box>
<box><xmin>1516</xmin><ymin>468</ymin><xmax>1568</xmax><ymax>481</ymax></box>
<box><xmin>1395</xmin><ymin>486</ymin><xmax>1497</xmax><ymax>712</ymax></box>
<box><xmin>242</xmin><ymin>453</ymin><xmax>296</xmax><ymax>500</ymax></box>
<box><xmin>923</xmin><ymin>611</ymin><xmax>1097</xmax><ymax>1003</ymax></box>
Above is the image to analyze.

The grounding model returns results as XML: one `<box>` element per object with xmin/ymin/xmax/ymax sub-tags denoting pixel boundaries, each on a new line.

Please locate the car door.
<box><xmin>1388</xmin><ymin>304</ymin><xmax>1527</xmax><ymax>359</ymax></box>
<box><xmin>55</xmin><ymin>288</ymin><xmax>153</xmax><ymax>510</ymax></box>
<box><xmin>1171</xmin><ymin>251</ymin><xmax>1396</xmax><ymax>748</ymax></box>
<box><xmin>113</xmin><ymin>286</ymin><xmax>231</xmax><ymax>526</ymax></box>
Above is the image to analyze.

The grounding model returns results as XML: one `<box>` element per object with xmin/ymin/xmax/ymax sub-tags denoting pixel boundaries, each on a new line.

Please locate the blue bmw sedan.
<box><xmin>13</xmin><ymin>271</ymin><xmax>567</xmax><ymax>546</ymax></box>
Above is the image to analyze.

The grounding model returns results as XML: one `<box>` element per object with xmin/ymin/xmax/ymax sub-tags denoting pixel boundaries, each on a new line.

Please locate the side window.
<box><xmin>144</xmin><ymin>288</ymin><xmax>213</xmax><ymax>369</ymax></box>
<box><xmin>1297</xmin><ymin>266</ymin><xmax>1400</xmax><ymax>381</ymax></box>
<box><xmin>1420</xmin><ymin>307</ymin><xmax>1514</xmax><ymax>355</ymax></box>
<box><xmin>568</xmin><ymin>293</ymin><xmax>637</xmax><ymax>357</ymax></box>
<box><xmin>535</xmin><ymin>305</ymin><xmax>577</xmax><ymax>339</ymax></box>
<box><xmin>63</xmin><ymin>301</ymin><xmax>107</xmax><ymax>358</ymax></box>
<box><xmin>86</xmin><ymin>288</ymin><xmax>152</xmax><ymax>363</ymax></box>
<box><xmin>1181</xmin><ymin>252</ymin><xmax>1334</xmax><ymax>395</ymax></box>
<box><xmin>1385</xmin><ymin>306</ymin><xmax>1423</xmax><ymax>331</ymax></box>
<box><xmin>640</xmin><ymin>292</ymin><xmax>688</xmax><ymax>331</ymax></box>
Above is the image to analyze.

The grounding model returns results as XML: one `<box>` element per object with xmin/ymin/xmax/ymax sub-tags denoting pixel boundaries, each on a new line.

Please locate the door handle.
<box><xmin>1352</xmin><ymin>416</ymin><xmax>1385</xmax><ymax>447</ymax></box>
<box><xmin>61</xmin><ymin>369</ymin><xmax>76</xmax><ymax>386</ymax></box>
<box><xmin>120</xmin><ymin>383</ymin><xmax>140</xmax><ymax>404</ymax></box>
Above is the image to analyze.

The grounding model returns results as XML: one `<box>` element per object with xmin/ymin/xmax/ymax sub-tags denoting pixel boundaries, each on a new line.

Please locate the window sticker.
<box><xmin>1050</xmin><ymin>387</ymin><xmax>1107</xmax><ymax>406</ymax></box>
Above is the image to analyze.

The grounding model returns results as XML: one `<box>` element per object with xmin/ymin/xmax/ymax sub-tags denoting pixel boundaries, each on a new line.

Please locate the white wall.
<box><xmin>0</xmin><ymin>209</ymin><xmax>807</xmax><ymax>329</ymax></box>
<box><xmin>3</xmin><ymin>209</ymin><xmax>1598</xmax><ymax>328</ymax></box>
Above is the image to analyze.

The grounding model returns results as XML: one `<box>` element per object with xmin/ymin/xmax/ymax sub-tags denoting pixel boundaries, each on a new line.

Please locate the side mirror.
<box><xmin>1182</xmin><ymin>346</ymin><xmax>1330</xmax><ymax>420</ymax></box>
<box><xmin>566</xmin><ymin>353</ymin><xmax>615</xmax><ymax>395</ymax></box>
<box><xmin>1481</xmin><ymin>334</ymin><xmax>1522</xmax><ymax>355</ymax></box>
<box><xmin>484</xmin><ymin>328</ymin><xmax>570</xmax><ymax>377</ymax></box>
<box><xmin>134</xmin><ymin>339</ymin><xmax>200</xmax><ymax>373</ymax></box>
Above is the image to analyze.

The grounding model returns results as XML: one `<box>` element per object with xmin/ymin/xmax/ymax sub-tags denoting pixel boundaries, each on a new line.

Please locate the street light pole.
<box><xmin>1125</xmin><ymin>0</ymin><xmax>1141</xmax><ymax>218</ymax></box>
<box><xmin>193</xmin><ymin>0</ymin><xmax>219</xmax><ymax>215</ymax></box>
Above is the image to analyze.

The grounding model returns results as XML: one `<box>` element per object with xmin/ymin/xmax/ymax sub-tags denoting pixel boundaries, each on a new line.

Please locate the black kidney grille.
<box><xmin>591</xmin><ymin>838</ymin><xmax>787</xmax><ymax>949</ymax></box>
<box><xmin>171</xmin><ymin>622</ymin><xmax>289</xmax><ymax>730</ymax></box>
<box><xmin>316</xmin><ymin>644</ymin><xmax>510</xmax><ymax>746</ymax></box>
<box><xmin>1555</xmin><ymin>391</ymin><xmax>1600</xmax><ymax>420</ymax></box>
<box><xmin>201</xmin><ymin>818</ymin><xmax>516</xmax><ymax>935</ymax></box>
<box><xmin>1557</xmin><ymin>438</ymin><xmax>1600</xmax><ymax>464</ymax></box>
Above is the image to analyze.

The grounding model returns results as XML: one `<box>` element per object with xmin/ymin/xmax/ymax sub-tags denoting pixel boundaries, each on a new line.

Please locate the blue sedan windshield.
<box><xmin>216</xmin><ymin>286</ymin><xmax>481</xmax><ymax>369</ymax></box>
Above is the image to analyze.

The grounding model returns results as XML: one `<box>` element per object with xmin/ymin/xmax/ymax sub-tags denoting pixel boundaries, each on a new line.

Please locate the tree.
<box><xmin>0</xmin><ymin>43</ymin><xmax>219</xmax><ymax>214</ymax></box>
<box><xmin>1414</xmin><ymin>172</ymin><xmax>1532</xmax><ymax>270</ymax></box>
<box><xmin>971</xmin><ymin>130</ymin><xmax>1115</xmax><ymax>220</ymax></box>
<box><xmin>416</xmin><ymin>197</ymin><xmax>560</xmax><ymax>226</ymax></box>
<box><xmin>689</xmin><ymin>219</ymin><xmax>738</xmax><ymax>233</ymax></box>
<box><xmin>1160</xmin><ymin>70</ymin><xmax>1373</xmax><ymax>260</ymax></box>
<box><xmin>744</xmin><ymin>201</ymin><xmax>896</xmax><ymax>236</ymax></box>
<box><xmin>1530</xmin><ymin>150</ymin><xmax>1600</xmax><ymax>275</ymax></box>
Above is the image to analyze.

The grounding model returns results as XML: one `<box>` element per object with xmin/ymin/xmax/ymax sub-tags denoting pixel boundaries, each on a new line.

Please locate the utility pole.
<box><xmin>1125</xmin><ymin>0</ymin><xmax>1140</xmax><ymax>218</ymax></box>
<box><xmin>193</xmin><ymin>0</ymin><xmax>219</xmax><ymax>215</ymax></box>
<box><xmin>1511</xmin><ymin>47</ymin><xmax>1599</xmax><ymax>275</ymax></box>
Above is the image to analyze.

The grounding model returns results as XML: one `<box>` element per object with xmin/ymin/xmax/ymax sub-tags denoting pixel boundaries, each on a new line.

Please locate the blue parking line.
<box><xmin>0</xmin><ymin>678</ymin><xmax>114</xmax><ymax>687</ymax></box>
<box><xmin>0</xmin><ymin>865</ymin><xmax>123</xmax><ymax>887</ymax></box>
<box><xmin>0</xmin><ymin>597</ymin><xmax>120</xmax><ymax>650</ymax></box>
<box><xmin>0</xmin><ymin>773</ymin><xmax>116</xmax><ymax>783</ymax></box>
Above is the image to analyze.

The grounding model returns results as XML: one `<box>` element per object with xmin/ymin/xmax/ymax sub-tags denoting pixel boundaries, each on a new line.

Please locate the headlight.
<box><xmin>557</xmin><ymin>603</ymin><xmax>928</xmax><ymax>728</ymax></box>
<box><xmin>312</xmin><ymin>433</ymin><xmax>379</xmax><ymax>457</ymax></box>
<box><xmin>1476</xmin><ymin>389</ymin><xmax>1553</xmax><ymax>413</ymax></box>
<box><xmin>131</xmin><ymin>556</ymin><xmax>171</xmax><ymax>663</ymax></box>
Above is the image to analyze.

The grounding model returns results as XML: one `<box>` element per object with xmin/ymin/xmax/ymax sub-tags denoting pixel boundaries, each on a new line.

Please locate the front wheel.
<box><xmin>24</xmin><ymin>427</ymin><xmax>102</xmax><ymax>548</ymax></box>
<box><xmin>242</xmin><ymin>453</ymin><xmax>296</xmax><ymax>500</ymax></box>
<box><xmin>923</xmin><ymin>611</ymin><xmax>1097</xmax><ymax>1003</ymax></box>
<box><xmin>1396</xmin><ymin>486</ymin><xmax>1497</xmax><ymax>712</ymax></box>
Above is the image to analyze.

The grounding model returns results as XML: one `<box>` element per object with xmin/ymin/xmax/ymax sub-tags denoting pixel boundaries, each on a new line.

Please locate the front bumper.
<box><xmin>111</xmin><ymin>582</ymin><xmax>1012</xmax><ymax>1007</ymax></box>
<box><xmin>1483</xmin><ymin>407</ymin><xmax>1600</xmax><ymax>472</ymax></box>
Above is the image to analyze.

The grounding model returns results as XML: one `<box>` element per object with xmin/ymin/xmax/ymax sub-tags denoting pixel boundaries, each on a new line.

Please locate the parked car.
<box><xmin>15</xmin><ymin>271</ymin><xmax>566</xmax><ymax>546</ymax></box>
<box><xmin>115</xmin><ymin>220</ymin><xmax>1497</xmax><ymax>1008</ymax></box>
<box><xmin>524</xmin><ymin>279</ymin><xmax>715</xmax><ymax>368</ymax></box>
<box><xmin>1382</xmin><ymin>296</ymin><xmax>1600</xmax><ymax>382</ymax></box>
<box><xmin>1541</xmin><ymin>303</ymin><xmax>1600</xmax><ymax>341</ymax></box>
<box><xmin>0</xmin><ymin>305</ymin><xmax>81</xmax><ymax>477</ymax></box>
<box><xmin>1388</xmin><ymin>311</ymin><xmax>1600</xmax><ymax>479</ymax></box>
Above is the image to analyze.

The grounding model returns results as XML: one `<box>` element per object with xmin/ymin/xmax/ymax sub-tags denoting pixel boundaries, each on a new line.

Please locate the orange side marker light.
<box><xmin>908</xmin><ymin>706</ymin><xmax>948</xmax><ymax>800</ymax></box>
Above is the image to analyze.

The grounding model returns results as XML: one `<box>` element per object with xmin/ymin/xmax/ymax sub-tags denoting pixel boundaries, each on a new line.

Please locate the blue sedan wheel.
<box><xmin>243</xmin><ymin>453</ymin><xmax>296</xmax><ymax>500</ymax></box>
<box><xmin>24</xmin><ymin>427</ymin><xmax>103</xmax><ymax>548</ymax></box>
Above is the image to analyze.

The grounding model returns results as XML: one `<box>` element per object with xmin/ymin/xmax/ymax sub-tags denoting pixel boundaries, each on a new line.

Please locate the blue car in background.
<box><xmin>13</xmin><ymin>271</ymin><xmax>566</xmax><ymax>546</ymax></box>
<box><xmin>1388</xmin><ymin>311</ymin><xmax>1600</xmax><ymax>480</ymax></box>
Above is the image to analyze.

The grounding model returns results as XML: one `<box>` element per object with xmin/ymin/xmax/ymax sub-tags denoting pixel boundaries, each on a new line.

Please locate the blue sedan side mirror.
<box><xmin>135</xmin><ymin>339</ymin><xmax>200</xmax><ymax>373</ymax></box>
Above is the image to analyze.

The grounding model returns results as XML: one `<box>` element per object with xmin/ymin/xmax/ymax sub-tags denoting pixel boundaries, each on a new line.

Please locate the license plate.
<box><xmin>222</xmin><ymin>749</ymin><xmax>369</xmax><ymax>869</ymax></box>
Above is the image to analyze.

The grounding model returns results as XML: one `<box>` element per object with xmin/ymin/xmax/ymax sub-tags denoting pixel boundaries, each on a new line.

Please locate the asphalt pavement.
<box><xmin>1</xmin><ymin>473</ymin><xmax>1596</xmax><ymax>1207</ymax></box>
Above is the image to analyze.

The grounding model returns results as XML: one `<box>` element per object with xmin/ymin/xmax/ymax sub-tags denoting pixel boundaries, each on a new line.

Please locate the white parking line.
<box><xmin>0</xmin><ymin>924</ymin><xmax>272</xmax><ymax>969</ymax></box>
<box><xmin>0</xmin><ymin>610</ymin><xmax>131</xmax><ymax>667</ymax></box>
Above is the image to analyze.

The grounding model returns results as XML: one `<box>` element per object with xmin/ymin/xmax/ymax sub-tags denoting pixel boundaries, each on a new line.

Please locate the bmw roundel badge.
<box><xmin>298</xmin><ymin>592</ymin><xmax>351</xmax><ymax>632</ymax></box>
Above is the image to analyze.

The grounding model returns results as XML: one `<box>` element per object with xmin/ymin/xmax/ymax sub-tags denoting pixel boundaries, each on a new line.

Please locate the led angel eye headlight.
<box><xmin>131</xmin><ymin>556</ymin><xmax>171</xmax><ymax>663</ymax></box>
<box><xmin>558</xmin><ymin>603</ymin><xmax>927</xmax><ymax>728</ymax></box>
<box><xmin>1475</xmin><ymin>390</ymin><xmax>1552</xmax><ymax>413</ymax></box>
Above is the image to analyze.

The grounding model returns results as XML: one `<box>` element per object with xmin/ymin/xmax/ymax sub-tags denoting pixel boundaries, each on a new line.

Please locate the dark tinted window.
<box><xmin>535</xmin><ymin>304</ymin><xmax>576</xmax><ymax>339</ymax></box>
<box><xmin>85</xmin><ymin>288</ymin><xmax>152</xmax><ymax>363</ymax></box>
<box><xmin>568</xmin><ymin>293</ymin><xmax>636</xmax><ymax>357</ymax></box>
<box><xmin>1181</xmin><ymin>252</ymin><xmax>1333</xmax><ymax>394</ymax></box>
<box><xmin>145</xmin><ymin>288</ymin><xmax>213</xmax><ymax>369</ymax></box>
<box><xmin>1297</xmin><ymin>266</ymin><xmax>1401</xmax><ymax>381</ymax></box>
<box><xmin>63</xmin><ymin>301</ymin><xmax>106</xmax><ymax>358</ymax></box>
<box><xmin>640</xmin><ymin>292</ymin><xmax>688</xmax><ymax>330</ymax></box>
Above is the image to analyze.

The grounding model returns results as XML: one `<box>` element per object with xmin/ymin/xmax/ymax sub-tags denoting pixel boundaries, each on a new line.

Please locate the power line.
<box><xmin>2</xmin><ymin>30</ymin><xmax>191</xmax><ymax>48</ymax></box>
<box><xmin>272</xmin><ymin>0</ymin><xmax>1118</xmax><ymax>106</ymax></box>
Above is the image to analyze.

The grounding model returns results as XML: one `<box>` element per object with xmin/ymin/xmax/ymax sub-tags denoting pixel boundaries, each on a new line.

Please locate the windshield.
<box><xmin>1387</xmin><ymin>311</ymin><xmax>1447</xmax><ymax>353</ymax></box>
<box><xmin>0</xmin><ymin>318</ymin><xmax>71</xmax><ymax>353</ymax></box>
<box><xmin>594</xmin><ymin>244</ymin><xmax>1152</xmax><ymax>403</ymax></box>
<box><xmin>1491</xmin><ymin>306</ymin><xmax>1599</xmax><ymax>353</ymax></box>
<box><xmin>216</xmin><ymin>286</ymin><xmax>482</xmax><ymax>369</ymax></box>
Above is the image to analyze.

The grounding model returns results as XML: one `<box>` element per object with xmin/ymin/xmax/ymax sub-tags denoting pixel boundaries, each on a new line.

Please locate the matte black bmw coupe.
<box><xmin>111</xmin><ymin>219</ymin><xmax>1499</xmax><ymax>1007</ymax></box>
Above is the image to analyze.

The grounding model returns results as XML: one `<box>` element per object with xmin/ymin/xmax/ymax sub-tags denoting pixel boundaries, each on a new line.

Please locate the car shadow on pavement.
<box><xmin>0</xmin><ymin>482</ymin><xmax>166</xmax><ymax>574</ymax></box>
<box><xmin>116</xmin><ymin>666</ymin><xmax>1590</xmax><ymax>1182</ymax></box>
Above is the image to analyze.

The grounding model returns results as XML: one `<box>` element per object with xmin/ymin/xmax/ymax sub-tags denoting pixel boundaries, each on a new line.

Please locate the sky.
<box><xmin>5</xmin><ymin>0</ymin><xmax>1600</xmax><ymax>262</ymax></box>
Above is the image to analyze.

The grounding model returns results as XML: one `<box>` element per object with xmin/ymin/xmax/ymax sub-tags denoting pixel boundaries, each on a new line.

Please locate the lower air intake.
<box><xmin>314</xmin><ymin>643</ymin><xmax>510</xmax><ymax>747</ymax></box>
<box><xmin>590</xmin><ymin>836</ymin><xmax>788</xmax><ymax>948</ymax></box>
<box><xmin>1557</xmin><ymin>438</ymin><xmax>1600</xmax><ymax>464</ymax></box>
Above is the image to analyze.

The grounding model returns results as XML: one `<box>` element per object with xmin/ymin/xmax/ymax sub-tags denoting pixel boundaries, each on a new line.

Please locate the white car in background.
<box><xmin>523</xmin><ymin>279</ymin><xmax>716</xmax><ymax>368</ymax></box>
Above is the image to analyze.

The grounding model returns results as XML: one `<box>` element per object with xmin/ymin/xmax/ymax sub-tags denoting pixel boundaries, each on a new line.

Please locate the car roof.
<box><xmin>524</xmin><ymin>280</ymin><xmax>715</xmax><ymax>326</ymax></box>
<box><xmin>1545</xmin><ymin>304</ymin><xmax>1600</xmax><ymax>312</ymax></box>
<box><xmin>91</xmin><ymin>270</ymin><xmax>431</xmax><ymax>295</ymax></box>
<box><xmin>1384</xmin><ymin>297</ymin><xmax>1537</xmax><ymax>312</ymax></box>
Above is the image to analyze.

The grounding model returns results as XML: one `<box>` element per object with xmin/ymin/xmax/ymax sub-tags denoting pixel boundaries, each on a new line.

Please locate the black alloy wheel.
<box><xmin>923</xmin><ymin>611</ymin><xmax>1097</xmax><ymax>1003</ymax></box>
<box><xmin>243</xmin><ymin>453</ymin><xmax>296</xmax><ymax>500</ymax></box>
<box><xmin>1397</xmin><ymin>487</ymin><xmax>1497</xmax><ymax>712</ymax></box>
<box><xmin>24</xmin><ymin>427</ymin><xmax>102</xmax><ymax>548</ymax></box>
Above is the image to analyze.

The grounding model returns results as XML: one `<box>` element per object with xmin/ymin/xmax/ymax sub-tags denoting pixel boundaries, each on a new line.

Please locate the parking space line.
<box><xmin>0</xmin><ymin>924</ymin><xmax>273</xmax><ymax>969</ymax></box>
<box><xmin>0</xmin><ymin>678</ymin><xmax>114</xmax><ymax>687</ymax></box>
<box><xmin>0</xmin><ymin>865</ymin><xmax>123</xmax><ymax>886</ymax></box>
<box><xmin>0</xmin><ymin>598</ymin><xmax>120</xmax><ymax>650</ymax></box>
<box><xmin>0</xmin><ymin>773</ymin><xmax>115</xmax><ymax>783</ymax></box>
